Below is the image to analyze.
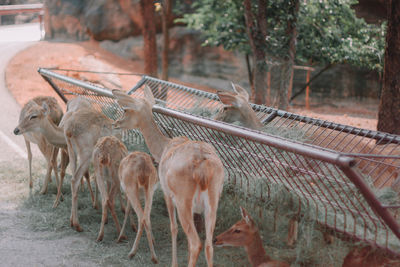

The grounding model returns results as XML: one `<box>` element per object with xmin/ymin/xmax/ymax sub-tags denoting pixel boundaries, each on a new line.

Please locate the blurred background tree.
<box><xmin>178</xmin><ymin>0</ymin><xmax>385</xmax><ymax>109</ymax></box>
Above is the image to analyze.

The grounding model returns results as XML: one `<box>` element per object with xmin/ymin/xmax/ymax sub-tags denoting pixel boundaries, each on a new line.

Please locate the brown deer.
<box><xmin>213</xmin><ymin>83</ymin><xmax>263</xmax><ymax>130</ymax></box>
<box><xmin>214</xmin><ymin>207</ymin><xmax>289</xmax><ymax>267</ymax></box>
<box><xmin>64</xmin><ymin>106</ymin><xmax>122</xmax><ymax>232</ymax></box>
<box><xmin>13</xmin><ymin>97</ymin><xmax>95</xmax><ymax>208</ymax></box>
<box><xmin>112</xmin><ymin>86</ymin><xmax>225</xmax><ymax>267</ymax></box>
<box><xmin>117</xmin><ymin>151</ymin><xmax>159</xmax><ymax>263</ymax></box>
<box><xmin>342</xmin><ymin>246</ymin><xmax>400</xmax><ymax>267</ymax></box>
<box><xmin>14</xmin><ymin>96</ymin><xmax>63</xmax><ymax>194</ymax></box>
<box><xmin>92</xmin><ymin>135</ymin><xmax>128</xmax><ymax>242</ymax></box>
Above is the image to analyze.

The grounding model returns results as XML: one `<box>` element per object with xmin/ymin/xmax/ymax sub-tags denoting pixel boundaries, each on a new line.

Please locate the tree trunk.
<box><xmin>161</xmin><ymin>0</ymin><xmax>172</xmax><ymax>81</ymax></box>
<box><xmin>140</xmin><ymin>0</ymin><xmax>158</xmax><ymax>77</ymax></box>
<box><xmin>377</xmin><ymin>0</ymin><xmax>400</xmax><ymax>135</ymax></box>
<box><xmin>243</xmin><ymin>0</ymin><xmax>268</xmax><ymax>105</ymax></box>
<box><xmin>278</xmin><ymin>0</ymin><xmax>299</xmax><ymax>110</ymax></box>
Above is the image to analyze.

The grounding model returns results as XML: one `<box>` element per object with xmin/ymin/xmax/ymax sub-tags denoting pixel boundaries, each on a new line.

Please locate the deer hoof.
<box><xmin>52</xmin><ymin>200</ymin><xmax>59</xmax><ymax>209</ymax></box>
<box><xmin>128</xmin><ymin>252</ymin><xmax>136</xmax><ymax>259</ymax></box>
<box><xmin>117</xmin><ymin>235</ymin><xmax>127</xmax><ymax>242</ymax></box>
<box><xmin>74</xmin><ymin>224</ymin><xmax>83</xmax><ymax>232</ymax></box>
<box><xmin>96</xmin><ymin>235</ymin><xmax>104</xmax><ymax>242</ymax></box>
<box><xmin>151</xmin><ymin>257</ymin><xmax>158</xmax><ymax>264</ymax></box>
<box><xmin>39</xmin><ymin>188</ymin><xmax>47</xmax><ymax>195</ymax></box>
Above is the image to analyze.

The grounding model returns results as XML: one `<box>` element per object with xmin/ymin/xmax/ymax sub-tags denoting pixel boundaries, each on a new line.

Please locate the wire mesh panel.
<box><xmin>38</xmin><ymin>68</ymin><xmax>400</xmax><ymax>255</ymax></box>
<box><xmin>129</xmin><ymin>75</ymin><xmax>400</xmax><ymax>191</ymax></box>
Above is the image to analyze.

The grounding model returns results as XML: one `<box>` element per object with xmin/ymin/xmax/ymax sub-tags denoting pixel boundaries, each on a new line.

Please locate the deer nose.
<box><xmin>213</xmin><ymin>238</ymin><xmax>218</xmax><ymax>244</ymax></box>
<box><xmin>13</xmin><ymin>128</ymin><xmax>20</xmax><ymax>135</ymax></box>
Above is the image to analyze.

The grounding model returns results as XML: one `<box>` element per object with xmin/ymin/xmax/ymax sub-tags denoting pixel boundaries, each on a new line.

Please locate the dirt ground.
<box><xmin>6</xmin><ymin>40</ymin><xmax>378</xmax><ymax>131</ymax></box>
<box><xmin>2</xmin><ymin>40</ymin><xmax>383</xmax><ymax>266</ymax></box>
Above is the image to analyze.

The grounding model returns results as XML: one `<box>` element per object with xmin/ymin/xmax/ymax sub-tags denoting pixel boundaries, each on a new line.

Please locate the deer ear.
<box><xmin>217</xmin><ymin>91</ymin><xmax>240</xmax><ymax>107</ymax></box>
<box><xmin>112</xmin><ymin>89</ymin><xmax>137</xmax><ymax>109</ymax></box>
<box><xmin>231</xmin><ymin>83</ymin><xmax>250</xmax><ymax>102</ymax></box>
<box><xmin>144</xmin><ymin>85</ymin><xmax>156</xmax><ymax>106</ymax></box>
<box><xmin>42</xmin><ymin>102</ymin><xmax>50</xmax><ymax>116</ymax></box>
<box><xmin>240</xmin><ymin>206</ymin><xmax>255</xmax><ymax>225</ymax></box>
<box><xmin>240</xmin><ymin>206</ymin><xmax>249</xmax><ymax>220</ymax></box>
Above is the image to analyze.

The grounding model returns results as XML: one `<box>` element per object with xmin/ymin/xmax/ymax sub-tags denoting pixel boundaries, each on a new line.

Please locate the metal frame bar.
<box><xmin>38</xmin><ymin>68</ymin><xmax>400</xmax><ymax>255</ymax></box>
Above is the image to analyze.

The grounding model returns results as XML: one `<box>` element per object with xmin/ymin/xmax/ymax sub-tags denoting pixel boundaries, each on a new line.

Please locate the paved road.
<box><xmin>0</xmin><ymin>23</ymin><xmax>42</xmax><ymax>162</ymax></box>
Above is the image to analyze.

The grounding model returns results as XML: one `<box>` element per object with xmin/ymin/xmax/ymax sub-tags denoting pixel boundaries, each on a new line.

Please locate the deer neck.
<box><xmin>139</xmin><ymin>115</ymin><xmax>170</xmax><ymax>163</ymax></box>
<box><xmin>242</xmin><ymin>106</ymin><xmax>263</xmax><ymax>130</ymax></box>
<box><xmin>244</xmin><ymin>231</ymin><xmax>271</xmax><ymax>267</ymax></box>
<box><xmin>40</xmin><ymin>116</ymin><xmax>67</xmax><ymax>148</ymax></box>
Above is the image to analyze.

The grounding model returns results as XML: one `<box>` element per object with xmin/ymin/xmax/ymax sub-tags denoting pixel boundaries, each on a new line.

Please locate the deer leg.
<box><xmin>108</xmin><ymin>175</ymin><xmax>122</xmax><ymax>237</ymax></box>
<box><xmin>126</xmin><ymin>185</ymin><xmax>146</xmax><ymax>259</ymax></box>
<box><xmin>24</xmin><ymin>139</ymin><xmax>33</xmax><ymax>188</ymax></box>
<box><xmin>204</xmin><ymin>192</ymin><xmax>219</xmax><ymax>267</ymax></box>
<box><xmin>84</xmin><ymin>171</ymin><xmax>96</xmax><ymax>207</ymax></box>
<box><xmin>39</xmin><ymin>145</ymin><xmax>53</xmax><ymax>195</ymax></box>
<box><xmin>143</xmin><ymin>186</ymin><xmax>158</xmax><ymax>263</ymax></box>
<box><xmin>176</xmin><ymin>200</ymin><xmax>202</xmax><ymax>267</ymax></box>
<box><xmin>164</xmin><ymin>195</ymin><xmax>178</xmax><ymax>267</ymax></box>
<box><xmin>118</xmin><ymin>186</ymin><xmax>126</xmax><ymax>214</ymax></box>
<box><xmin>70</xmin><ymin>152</ymin><xmax>91</xmax><ymax>232</ymax></box>
<box><xmin>50</xmin><ymin>147</ymin><xmax>60</xmax><ymax>187</ymax></box>
<box><xmin>53</xmin><ymin>149</ymin><xmax>68</xmax><ymax>208</ymax></box>
<box><xmin>92</xmin><ymin>173</ymin><xmax>100</xmax><ymax>210</ymax></box>
<box><xmin>117</xmin><ymin>198</ymin><xmax>131</xmax><ymax>242</ymax></box>
<box><xmin>96</xmin><ymin>168</ymin><xmax>109</xmax><ymax>242</ymax></box>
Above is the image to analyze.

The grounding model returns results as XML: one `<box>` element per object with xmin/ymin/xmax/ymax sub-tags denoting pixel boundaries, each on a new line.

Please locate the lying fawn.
<box><xmin>117</xmin><ymin>151</ymin><xmax>158</xmax><ymax>263</ymax></box>
<box><xmin>92</xmin><ymin>135</ymin><xmax>128</xmax><ymax>241</ymax></box>
<box><xmin>14</xmin><ymin>96</ymin><xmax>63</xmax><ymax>194</ymax></box>
<box><xmin>113</xmin><ymin>86</ymin><xmax>225</xmax><ymax>267</ymax></box>
<box><xmin>214</xmin><ymin>207</ymin><xmax>289</xmax><ymax>267</ymax></box>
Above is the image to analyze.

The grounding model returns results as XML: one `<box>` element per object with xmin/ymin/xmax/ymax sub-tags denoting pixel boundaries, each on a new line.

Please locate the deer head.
<box><xmin>214</xmin><ymin>206</ymin><xmax>258</xmax><ymax>247</ymax></box>
<box><xmin>14</xmin><ymin>101</ymin><xmax>52</xmax><ymax>136</ymax></box>
<box><xmin>213</xmin><ymin>83</ymin><xmax>263</xmax><ymax>130</ymax></box>
<box><xmin>113</xmin><ymin>86</ymin><xmax>155</xmax><ymax>131</ymax></box>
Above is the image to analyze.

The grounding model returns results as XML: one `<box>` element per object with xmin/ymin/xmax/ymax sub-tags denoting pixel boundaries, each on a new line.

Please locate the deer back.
<box><xmin>119</xmin><ymin>151</ymin><xmax>157</xmax><ymax>191</ymax></box>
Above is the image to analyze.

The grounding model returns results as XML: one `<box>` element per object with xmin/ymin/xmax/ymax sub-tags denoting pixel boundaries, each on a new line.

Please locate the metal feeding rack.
<box><xmin>38</xmin><ymin>68</ymin><xmax>400</xmax><ymax>256</ymax></box>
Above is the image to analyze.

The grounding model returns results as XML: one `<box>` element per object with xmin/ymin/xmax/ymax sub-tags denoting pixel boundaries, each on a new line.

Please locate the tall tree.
<box><xmin>180</xmin><ymin>0</ymin><xmax>385</xmax><ymax>107</ymax></box>
<box><xmin>278</xmin><ymin>0</ymin><xmax>299</xmax><ymax>110</ymax></box>
<box><xmin>377</xmin><ymin>1</ymin><xmax>400</xmax><ymax>135</ymax></box>
<box><xmin>161</xmin><ymin>0</ymin><xmax>172</xmax><ymax>80</ymax></box>
<box><xmin>243</xmin><ymin>0</ymin><xmax>268</xmax><ymax>104</ymax></box>
<box><xmin>140</xmin><ymin>0</ymin><xmax>158</xmax><ymax>77</ymax></box>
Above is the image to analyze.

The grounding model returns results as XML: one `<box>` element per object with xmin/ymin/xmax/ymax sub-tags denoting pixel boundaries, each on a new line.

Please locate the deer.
<box><xmin>213</xmin><ymin>82</ymin><xmax>263</xmax><ymax>130</ymax></box>
<box><xmin>112</xmin><ymin>85</ymin><xmax>225</xmax><ymax>267</ymax></box>
<box><xmin>213</xmin><ymin>207</ymin><xmax>290</xmax><ymax>267</ymax></box>
<box><xmin>65</xmin><ymin>106</ymin><xmax>122</xmax><ymax>232</ymax></box>
<box><xmin>342</xmin><ymin>246</ymin><xmax>400</xmax><ymax>267</ymax></box>
<box><xmin>116</xmin><ymin>151</ymin><xmax>159</xmax><ymax>263</ymax></box>
<box><xmin>13</xmin><ymin>96</ymin><xmax>95</xmax><ymax>208</ymax></box>
<box><xmin>14</xmin><ymin>96</ymin><xmax>63</xmax><ymax>194</ymax></box>
<box><xmin>92</xmin><ymin>135</ymin><xmax>128</xmax><ymax>242</ymax></box>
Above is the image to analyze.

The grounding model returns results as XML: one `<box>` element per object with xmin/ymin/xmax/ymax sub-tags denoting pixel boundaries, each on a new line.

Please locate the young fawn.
<box><xmin>92</xmin><ymin>135</ymin><xmax>128</xmax><ymax>241</ymax></box>
<box><xmin>117</xmin><ymin>151</ymin><xmax>159</xmax><ymax>263</ymax></box>
<box><xmin>214</xmin><ymin>207</ymin><xmax>289</xmax><ymax>267</ymax></box>
<box><xmin>14</xmin><ymin>96</ymin><xmax>64</xmax><ymax>194</ymax></box>
<box><xmin>112</xmin><ymin>86</ymin><xmax>225</xmax><ymax>267</ymax></box>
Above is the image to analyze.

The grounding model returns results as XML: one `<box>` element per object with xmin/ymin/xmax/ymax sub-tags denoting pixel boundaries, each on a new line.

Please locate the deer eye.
<box><xmin>29</xmin><ymin>115</ymin><xmax>38</xmax><ymax>120</ymax></box>
<box><xmin>223</xmin><ymin>106</ymin><xmax>229</xmax><ymax>111</ymax></box>
<box><xmin>234</xmin><ymin>229</ymin><xmax>241</xmax><ymax>233</ymax></box>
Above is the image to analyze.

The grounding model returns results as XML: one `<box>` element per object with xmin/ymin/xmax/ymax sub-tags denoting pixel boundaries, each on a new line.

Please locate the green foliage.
<box><xmin>296</xmin><ymin>0</ymin><xmax>386</xmax><ymax>71</ymax></box>
<box><xmin>177</xmin><ymin>0</ymin><xmax>386</xmax><ymax>71</ymax></box>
